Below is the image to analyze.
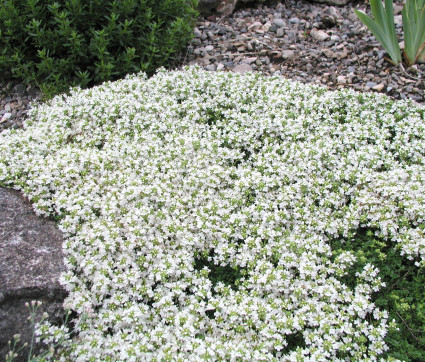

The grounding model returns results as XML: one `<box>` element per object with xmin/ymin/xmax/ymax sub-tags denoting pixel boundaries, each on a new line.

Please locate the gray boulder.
<box><xmin>0</xmin><ymin>187</ymin><xmax>67</xmax><ymax>361</ymax></box>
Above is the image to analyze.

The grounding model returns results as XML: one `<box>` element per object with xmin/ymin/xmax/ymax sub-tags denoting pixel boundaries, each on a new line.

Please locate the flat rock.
<box><xmin>232</xmin><ymin>63</ymin><xmax>253</xmax><ymax>73</ymax></box>
<box><xmin>0</xmin><ymin>187</ymin><xmax>67</xmax><ymax>361</ymax></box>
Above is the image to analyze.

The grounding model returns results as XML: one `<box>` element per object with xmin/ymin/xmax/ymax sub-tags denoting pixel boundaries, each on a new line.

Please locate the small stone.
<box><xmin>191</xmin><ymin>38</ymin><xmax>202</xmax><ymax>46</ymax></box>
<box><xmin>224</xmin><ymin>61</ymin><xmax>235</xmax><ymax>69</ymax></box>
<box><xmin>248</xmin><ymin>21</ymin><xmax>263</xmax><ymax>31</ymax></box>
<box><xmin>329</xmin><ymin>7</ymin><xmax>342</xmax><ymax>20</ymax></box>
<box><xmin>273</xmin><ymin>18</ymin><xmax>286</xmax><ymax>28</ymax></box>
<box><xmin>205</xmin><ymin>45</ymin><xmax>214</xmax><ymax>53</ymax></box>
<box><xmin>276</xmin><ymin>28</ymin><xmax>285</xmax><ymax>37</ymax></box>
<box><xmin>372</xmin><ymin>83</ymin><xmax>385</xmax><ymax>92</ymax></box>
<box><xmin>193</xmin><ymin>28</ymin><xmax>202</xmax><ymax>38</ymax></box>
<box><xmin>366</xmin><ymin>81</ymin><xmax>378</xmax><ymax>88</ymax></box>
<box><xmin>394</xmin><ymin>4</ymin><xmax>404</xmax><ymax>14</ymax></box>
<box><xmin>262</xmin><ymin>22</ymin><xmax>271</xmax><ymax>33</ymax></box>
<box><xmin>337</xmin><ymin>50</ymin><xmax>348</xmax><ymax>59</ymax></box>
<box><xmin>337</xmin><ymin>75</ymin><xmax>347</xmax><ymax>84</ymax></box>
<box><xmin>310</xmin><ymin>28</ymin><xmax>330</xmax><ymax>41</ymax></box>
<box><xmin>1</xmin><ymin>113</ymin><xmax>12</xmax><ymax>122</ymax></box>
<box><xmin>321</xmin><ymin>15</ymin><xmax>336</xmax><ymax>28</ymax></box>
<box><xmin>216</xmin><ymin>63</ymin><xmax>225</xmax><ymax>71</ymax></box>
<box><xmin>242</xmin><ymin>57</ymin><xmax>258</xmax><ymax>64</ymax></box>
<box><xmin>205</xmin><ymin>64</ymin><xmax>217</xmax><ymax>71</ymax></box>
<box><xmin>218</xmin><ymin>28</ymin><xmax>228</xmax><ymax>36</ymax></box>
<box><xmin>322</xmin><ymin>48</ymin><xmax>337</xmax><ymax>58</ymax></box>
<box><xmin>281</xmin><ymin>50</ymin><xmax>296</xmax><ymax>59</ymax></box>
<box><xmin>330</xmin><ymin>35</ymin><xmax>340</xmax><ymax>42</ymax></box>
<box><xmin>12</xmin><ymin>84</ymin><xmax>26</xmax><ymax>96</ymax></box>
<box><xmin>260</xmin><ymin>56</ymin><xmax>270</xmax><ymax>65</ymax></box>
<box><xmin>232</xmin><ymin>63</ymin><xmax>253</xmax><ymax>74</ymax></box>
<box><xmin>394</xmin><ymin>15</ymin><xmax>402</xmax><ymax>26</ymax></box>
<box><xmin>269</xmin><ymin>25</ymin><xmax>278</xmax><ymax>33</ymax></box>
<box><xmin>408</xmin><ymin>65</ymin><xmax>419</xmax><ymax>74</ymax></box>
<box><xmin>289</xmin><ymin>17</ymin><xmax>300</xmax><ymax>24</ymax></box>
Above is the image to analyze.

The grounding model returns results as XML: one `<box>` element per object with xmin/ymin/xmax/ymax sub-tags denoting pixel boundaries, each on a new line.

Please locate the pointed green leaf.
<box><xmin>354</xmin><ymin>9</ymin><xmax>401</xmax><ymax>64</ymax></box>
<box><xmin>402</xmin><ymin>1</ymin><xmax>425</xmax><ymax>65</ymax></box>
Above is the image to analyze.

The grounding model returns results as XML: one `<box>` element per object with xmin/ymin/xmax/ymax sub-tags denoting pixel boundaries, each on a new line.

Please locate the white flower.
<box><xmin>1</xmin><ymin>66</ymin><xmax>423</xmax><ymax>360</ymax></box>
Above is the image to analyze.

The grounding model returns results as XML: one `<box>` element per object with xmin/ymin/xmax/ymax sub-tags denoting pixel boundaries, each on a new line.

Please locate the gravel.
<box><xmin>1</xmin><ymin>0</ymin><xmax>424</xmax><ymax>133</ymax></box>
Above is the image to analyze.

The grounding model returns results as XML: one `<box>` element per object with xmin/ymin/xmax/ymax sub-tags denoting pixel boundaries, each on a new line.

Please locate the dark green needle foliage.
<box><xmin>0</xmin><ymin>0</ymin><xmax>198</xmax><ymax>97</ymax></box>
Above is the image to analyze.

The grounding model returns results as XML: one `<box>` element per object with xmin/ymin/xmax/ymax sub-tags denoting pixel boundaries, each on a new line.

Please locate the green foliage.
<box><xmin>355</xmin><ymin>0</ymin><xmax>425</xmax><ymax>66</ymax></box>
<box><xmin>331</xmin><ymin>228</ymin><xmax>425</xmax><ymax>361</ymax></box>
<box><xmin>0</xmin><ymin>0</ymin><xmax>198</xmax><ymax>97</ymax></box>
<box><xmin>194</xmin><ymin>252</ymin><xmax>246</xmax><ymax>293</ymax></box>
<box><xmin>354</xmin><ymin>0</ymin><xmax>401</xmax><ymax>65</ymax></box>
<box><xmin>402</xmin><ymin>0</ymin><xmax>425</xmax><ymax>66</ymax></box>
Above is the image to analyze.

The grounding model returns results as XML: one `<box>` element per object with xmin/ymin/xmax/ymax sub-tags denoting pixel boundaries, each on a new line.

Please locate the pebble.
<box><xmin>322</xmin><ymin>48</ymin><xmax>337</xmax><ymax>58</ymax></box>
<box><xmin>273</xmin><ymin>18</ymin><xmax>286</xmax><ymax>28</ymax></box>
<box><xmin>248</xmin><ymin>21</ymin><xmax>263</xmax><ymax>31</ymax></box>
<box><xmin>281</xmin><ymin>50</ymin><xmax>296</xmax><ymax>60</ymax></box>
<box><xmin>372</xmin><ymin>83</ymin><xmax>385</xmax><ymax>92</ymax></box>
<box><xmin>206</xmin><ymin>64</ymin><xmax>217</xmax><ymax>71</ymax></box>
<box><xmin>337</xmin><ymin>75</ymin><xmax>347</xmax><ymax>84</ymax></box>
<box><xmin>310</xmin><ymin>28</ymin><xmax>330</xmax><ymax>41</ymax></box>
<box><xmin>205</xmin><ymin>45</ymin><xmax>214</xmax><ymax>53</ymax></box>
<box><xmin>232</xmin><ymin>64</ymin><xmax>253</xmax><ymax>74</ymax></box>
<box><xmin>366</xmin><ymin>81</ymin><xmax>378</xmax><ymax>88</ymax></box>
<box><xmin>276</xmin><ymin>28</ymin><xmax>285</xmax><ymax>37</ymax></box>
<box><xmin>1</xmin><ymin>113</ymin><xmax>12</xmax><ymax>122</ymax></box>
<box><xmin>12</xmin><ymin>84</ymin><xmax>26</xmax><ymax>96</ymax></box>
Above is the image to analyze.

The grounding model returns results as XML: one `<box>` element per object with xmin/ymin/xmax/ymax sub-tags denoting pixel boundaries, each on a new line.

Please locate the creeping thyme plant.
<box><xmin>1</xmin><ymin>67</ymin><xmax>425</xmax><ymax>360</ymax></box>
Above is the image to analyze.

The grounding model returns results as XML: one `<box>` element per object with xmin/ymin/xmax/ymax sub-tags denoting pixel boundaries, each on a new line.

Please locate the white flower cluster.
<box><xmin>1</xmin><ymin>66</ymin><xmax>424</xmax><ymax>361</ymax></box>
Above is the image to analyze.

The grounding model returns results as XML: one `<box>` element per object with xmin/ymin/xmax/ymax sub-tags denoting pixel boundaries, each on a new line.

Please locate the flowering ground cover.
<box><xmin>1</xmin><ymin>67</ymin><xmax>425</xmax><ymax>360</ymax></box>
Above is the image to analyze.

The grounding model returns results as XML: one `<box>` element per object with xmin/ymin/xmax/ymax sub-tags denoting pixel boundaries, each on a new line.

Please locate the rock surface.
<box><xmin>198</xmin><ymin>0</ymin><xmax>266</xmax><ymax>15</ymax></box>
<box><xmin>0</xmin><ymin>187</ymin><xmax>67</xmax><ymax>361</ymax></box>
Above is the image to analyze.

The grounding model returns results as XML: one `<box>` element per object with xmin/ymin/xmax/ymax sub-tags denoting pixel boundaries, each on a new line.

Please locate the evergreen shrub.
<box><xmin>0</xmin><ymin>0</ymin><xmax>198</xmax><ymax>96</ymax></box>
